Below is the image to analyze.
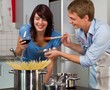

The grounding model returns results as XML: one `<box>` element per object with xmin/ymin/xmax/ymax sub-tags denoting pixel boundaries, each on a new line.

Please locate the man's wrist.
<box><xmin>68</xmin><ymin>43</ymin><xmax>73</xmax><ymax>48</ymax></box>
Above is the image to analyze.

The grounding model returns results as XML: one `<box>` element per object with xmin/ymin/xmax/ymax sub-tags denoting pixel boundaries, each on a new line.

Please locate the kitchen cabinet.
<box><xmin>15</xmin><ymin>0</ymin><xmax>49</xmax><ymax>29</ymax></box>
<box><xmin>0</xmin><ymin>62</ymin><xmax>14</xmax><ymax>89</ymax></box>
<box><xmin>92</xmin><ymin>0</ymin><xmax>109</xmax><ymax>24</ymax></box>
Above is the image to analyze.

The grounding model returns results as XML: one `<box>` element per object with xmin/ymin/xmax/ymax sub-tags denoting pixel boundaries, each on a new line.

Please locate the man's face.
<box><xmin>68</xmin><ymin>12</ymin><xmax>85</xmax><ymax>29</ymax></box>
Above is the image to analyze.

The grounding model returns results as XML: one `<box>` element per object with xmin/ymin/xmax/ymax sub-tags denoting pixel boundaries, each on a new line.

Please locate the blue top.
<box><xmin>75</xmin><ymin>19</ymin><xmax>110</xmax><ymax>88</ymax></box>
<box><xmin>19</xmin><ymin>24</ymin><xmax>62</xmax><ymax>62</ymax></box>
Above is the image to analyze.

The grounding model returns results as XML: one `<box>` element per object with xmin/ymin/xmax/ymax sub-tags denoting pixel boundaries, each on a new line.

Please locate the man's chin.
<box><xmin>73</xmin><ymin>26</ymin><xmax>79</xmax><ymax>29</ymax></box>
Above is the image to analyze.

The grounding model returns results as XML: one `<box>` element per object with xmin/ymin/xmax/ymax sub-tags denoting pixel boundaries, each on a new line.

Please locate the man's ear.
<box><xmin>84</xmin><ymin>15</ymin><xmax>89</xmax><ymax>21</ymax></box>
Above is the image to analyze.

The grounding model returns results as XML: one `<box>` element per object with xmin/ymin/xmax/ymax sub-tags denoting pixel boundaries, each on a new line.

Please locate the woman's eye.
<box><xmin>36</xmin><ymin>17</ymin><xmax>40</xmax><ymax>20</ymax></box>
<box><xmin>43</xmin><ymin>18</ymin><xmax>47</xmax><ymax>21</ymax></box>
<box><xmin>34</xmin><ymin>16</ymin><xmax>40</xmax><ymax>20</ymax></box>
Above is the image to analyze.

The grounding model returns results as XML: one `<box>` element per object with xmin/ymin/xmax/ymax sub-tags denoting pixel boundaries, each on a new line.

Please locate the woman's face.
<box><xmin>34</xmin><ymin>13</ymin><xmax>48</xmax><ymax>32</ymax></box>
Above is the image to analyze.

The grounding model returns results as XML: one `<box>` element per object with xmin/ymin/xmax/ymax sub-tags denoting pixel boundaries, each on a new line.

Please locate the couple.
<box><xmin>16</xmin><ymin>0</ymin><xmax>110</xmax><ymax>89</ymax></box>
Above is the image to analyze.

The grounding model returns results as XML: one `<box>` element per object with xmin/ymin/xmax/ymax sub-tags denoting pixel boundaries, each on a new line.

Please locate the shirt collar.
<box><xmin>88</xmin><ymin>18</ymin><xmax>96</xmax><ymax>36</ymax></box>
<box><xmin>78</xmin><ymin>19</ymin><xmax>96</xmax><ymax>39</ymax></box>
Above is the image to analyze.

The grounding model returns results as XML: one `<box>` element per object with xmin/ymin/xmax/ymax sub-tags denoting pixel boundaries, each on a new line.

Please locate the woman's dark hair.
<box><xmin>30</xmin><ymin>4</ymin><xmax>53</xmax><ymax>42</ymax></box>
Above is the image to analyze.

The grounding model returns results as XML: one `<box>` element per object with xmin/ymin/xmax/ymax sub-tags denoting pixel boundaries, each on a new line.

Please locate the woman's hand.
<box><xmin>61</xmin><ymin>33</ymin><xmax>72</xmax><ymax>48</ymax></box>
<box><xmin>19</xmin><ymin>37</ymin><xmax>28</xmax><ymax>50</ymax></box>
<box><xmin>15</xmin><ymin>36</ymin><xmax>28</xmax><ymax>56</ymax></box>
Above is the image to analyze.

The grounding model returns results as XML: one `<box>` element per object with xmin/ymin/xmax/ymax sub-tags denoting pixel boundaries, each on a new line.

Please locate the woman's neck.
<box><xmin>36</xmin><ymin>31</ymin><xmax>45</xmax><ymax>41</ymax></box>
<box><xmin>37</xmin><ymin>31</ymin><xmax>44</xmax><ymax>36</ymax></box>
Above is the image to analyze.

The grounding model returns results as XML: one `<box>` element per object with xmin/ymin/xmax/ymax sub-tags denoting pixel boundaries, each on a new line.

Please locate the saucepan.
<box><xmin>42</xmin><ymin>83</ymin><xmax>66</xmax><ymax>90</ymax></box>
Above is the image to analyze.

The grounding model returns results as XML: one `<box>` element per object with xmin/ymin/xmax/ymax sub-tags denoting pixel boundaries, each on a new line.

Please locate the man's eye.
<box><xmin>72</xmin><ymin>18</ymin><xmax>76</xmax><ymax>21</ymax></box>
<box><xmin>70</xmin><ymin>17</ymin><xmax>76</xmax><ymax>21</ymax></box>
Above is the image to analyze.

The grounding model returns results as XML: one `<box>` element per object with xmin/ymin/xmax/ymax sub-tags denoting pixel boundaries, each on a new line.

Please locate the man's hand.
<box><xmin>61</xmin><ymin>33</ymin><xmax>72</xmax><ymax>48</ymax></box>
<box><xmin>45</xmin><ymin>50</ymin><xmax>60</xmax><ymax>60</ymax></box>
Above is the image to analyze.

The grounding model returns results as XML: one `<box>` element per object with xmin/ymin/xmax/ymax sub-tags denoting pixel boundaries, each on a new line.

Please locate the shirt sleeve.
<box><xmin>80</xmin><ymin>25</ymin><xmax>110</xmax><ymax>67</ymax></box>
<box><xmin>19</xmin><ymin>24</ymin><xmax>31</xmax><ymax>39</ymax></box>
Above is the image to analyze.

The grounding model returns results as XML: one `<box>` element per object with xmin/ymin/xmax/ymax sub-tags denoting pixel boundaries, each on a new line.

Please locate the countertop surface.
<box><xmin>0</xmin><ymin>86</ymin><xmax>98</xmax><ymax>90</ymax></box>
<box><xmin>0</xmin><ymin>88</ymin><xmax>13</xmax><ymax>90</ymax></box>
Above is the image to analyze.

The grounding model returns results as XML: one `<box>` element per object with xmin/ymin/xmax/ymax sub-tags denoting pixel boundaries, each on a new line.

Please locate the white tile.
<box><xmin>1</xmin><ymin>40</ymin><xmax>7</xmax><ymax>46</ymax></box>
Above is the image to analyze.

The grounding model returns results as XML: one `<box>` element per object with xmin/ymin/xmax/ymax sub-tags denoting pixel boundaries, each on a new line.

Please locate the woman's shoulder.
<box><xmin>19</xmin><ymin>24</ymin><xmax>31</xmax><ymax>38</ymax></box>
<box><xmin>19</xmin><ymin>24</ymin><xmax>31</xmax><ymax>32</ymax></box>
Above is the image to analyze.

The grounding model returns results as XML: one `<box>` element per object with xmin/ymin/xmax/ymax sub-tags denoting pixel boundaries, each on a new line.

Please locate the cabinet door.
<box><xmin>15</xmin><ymin>0</ymin><xmax>49</xmax><ymax>29</ymax></box>
<box><xmin>0</xmin><ymin>62</ymin><xmax>14</xmax><ymax>89</ymax></box>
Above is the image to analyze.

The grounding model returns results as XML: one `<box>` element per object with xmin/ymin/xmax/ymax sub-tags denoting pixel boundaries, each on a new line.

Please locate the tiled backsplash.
<box><xmin>0</xmin><ymin>0</ymin><xmax>19</xmax><ymax>56</ymax></box>
<box><xmin>0</xmin><ymin>24</ymin><xmax>18</xmax><ymax>56</ymax></box>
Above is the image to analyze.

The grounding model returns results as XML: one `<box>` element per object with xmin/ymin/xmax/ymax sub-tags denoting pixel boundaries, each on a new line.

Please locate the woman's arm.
<box><xmin>43</xmin><ymin>46</ymin><xmax>61</xmax><ymax>83</ymax></box>
<box><xmin>44</xmin><ymin>58</ymin><xmax>56</xmax><ymax>83</ymax></box>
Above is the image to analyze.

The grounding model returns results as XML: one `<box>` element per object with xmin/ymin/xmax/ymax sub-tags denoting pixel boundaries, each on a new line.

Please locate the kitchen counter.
<box><xmin>0</xmin><ymin>86</ymin><xmax>98</xmax><ymax>90</ymax></box>
<box><xmin>67</xmin><ymin>86</ymin><xmax>98</xmax><ymax>90</ymax></box>
<box><xmin>0</xmin><ymin>88</ymin><xmax>13</xmax><ymax>90</ymax></box>
<box><xmin>0</xmin><ymin>55</ymin><xmax>20</xmax><ymax>61</ymax></box>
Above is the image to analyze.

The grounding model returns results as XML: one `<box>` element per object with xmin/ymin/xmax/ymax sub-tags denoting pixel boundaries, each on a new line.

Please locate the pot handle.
<box><xmin>39</xmin><ymin>71</ymin><xmax>47</xmax><ymax>74</ymax></box>
<box><xmin>67</xmin><ymin>77</ymin><xmax>80</xmax><ymax>81</ymax></box>
<box><xmin>39</xmin><ymin>69</ymin><xmax>47</xmax><ymax>74</ymax></box>
<box><xmin>9</xmin><ymin>70</ymin><xmax>15</xmax><ymax>74</ymax></box>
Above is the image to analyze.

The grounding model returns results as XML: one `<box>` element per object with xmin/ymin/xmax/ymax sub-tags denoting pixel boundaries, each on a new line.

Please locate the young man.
<box><xmin>45</xmin><ymin>0</ymin><xmax>110</xmax><ymax>89</ymax></box>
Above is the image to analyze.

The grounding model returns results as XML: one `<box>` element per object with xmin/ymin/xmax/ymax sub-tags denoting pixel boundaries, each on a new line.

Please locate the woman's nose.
<box><xmin>39</xmin><ymin>19</ymin><xmax>43</xmax><ymax>24</ymax></box>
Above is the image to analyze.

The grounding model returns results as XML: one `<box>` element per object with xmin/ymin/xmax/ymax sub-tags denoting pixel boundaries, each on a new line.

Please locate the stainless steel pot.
<box><xmin>9</xmin><ymin>70</ymin><xmax>47</xmax><ymax>90</ymax></box>
<box><xmin>42</xmin><ymin>83</ymin><xmax>66</xmax><ymax>90</ymax></box>
<box><xmin>66</xmin><ymin>73</ymin><xmax>80</xmax><ymax>89</ymax></box>
<box><xmin>49</xmin><ymin>73</ymin><xmax>80</xmax><ymax>89</ymax></box>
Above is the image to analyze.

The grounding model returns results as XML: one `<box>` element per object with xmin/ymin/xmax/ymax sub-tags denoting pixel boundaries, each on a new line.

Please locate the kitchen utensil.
<box><xmin>42</xmin><ymin>83</ymin><xmax>66</xmax><ymax>90</ymax></box>
<box><xmin>44</xmin><ymin>34</ymin><xmax>75</xmax><ymax>40</ymax></box>
<box><xmin>37</xmin><ymin>47</ymin><xmax>57</xmax><ymax>53</ymax></box>
<box><xmin>66</xmin><ymin>74</ymin><xmax>80</xmax><ymax>89</ymax></box>
<box><xmin>10</xmin><ymin>48</ymin><xmax>17</xmax><ymax>57</ymax></box>
<box><xmin>6</xmin><ymin>59</ymin><xmax>51</xmax><ymax>90</ymax></box>
<box><xmin>49</xmin><ymin>73</ymin><xmax>80</xmax><ymax>89</ymax></box>
<box><xmin>9</xmin><ymin>69</ymin><xmax>47</xmax><ymax>90</ymax></box>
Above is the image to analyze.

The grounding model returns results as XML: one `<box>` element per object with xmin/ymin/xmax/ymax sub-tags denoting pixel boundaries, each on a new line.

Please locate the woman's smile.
<box><xmin>34</xmin><ymin>13</ymin><xmax>48</xmax><ymax>32</ymax></box>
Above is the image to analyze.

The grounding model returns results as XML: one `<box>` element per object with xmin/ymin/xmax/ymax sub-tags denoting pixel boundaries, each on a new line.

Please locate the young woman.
<box><xmin>15</xmin><ymin>4</ymin><xmax>61</xmax><ymax>83</ymax></box>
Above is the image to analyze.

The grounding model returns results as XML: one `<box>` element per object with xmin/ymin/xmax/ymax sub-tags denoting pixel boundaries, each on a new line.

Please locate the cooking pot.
<box><xmin>66</xmin><ymin>73</ymin><xmax>80</xmax><ymax>89</ymax></box>
<box><xmin>49</xmin><ymin>73</ymin><xmax>80</xmax><ymax>89</ymax></box>
<box><xmin>9</xmin><ymin>69</ymin><xmax>47</xmax><ymax>90</ymax></box>
<box><xmin>42</xmin><ymin>83</ymin><xmax>66</xmax><ymax>90</ymax></box>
